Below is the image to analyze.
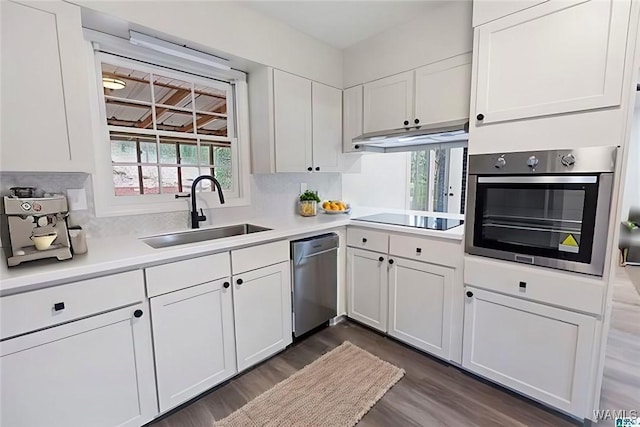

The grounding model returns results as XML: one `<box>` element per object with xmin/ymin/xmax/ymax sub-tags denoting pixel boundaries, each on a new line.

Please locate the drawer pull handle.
<box><xmin>416</xmin><ymin>248</ymin><xmax>422</xmax><ymax>254</ymax></box>
<box><xmin>378</xmin><ymin>256</ymin><xmax>384</xmax><ymax>262</ymax></box>
<box><xmin>466</xmin><ymin>291</ymin><xmax>474</xmax><ymax>298</ymax></box>
<box><xmin>519</xmin><ymin>281</ymin><xmax>527</xmax><ymax>289</ymax></box>
<box><xmin>134</xmin><ymin>309</ymin><xmax>143</xmax><ymax>318</ymax></box>
<box><xmin>53</xmin><ymin>302</ymin><xmax>65</xmax><ymax>311</ymax></box>
<box><xmin>388</xmin><ymin>259</ymin><xmax>394</xmax><ymax>265</ymax></box>
<box><xmin>362</xmin><ymin>238</ymin><xmax>367</xmax><ymax>243</ymax></box>
<box><xmin>237</xmin><ymin>278</ymin><xmax>243</xmax><ymax>285</ymax></box>
<box><xmin>223</xmin><ymin>282</ymin><xmax>230</xmax><ymax>289</ymax></box>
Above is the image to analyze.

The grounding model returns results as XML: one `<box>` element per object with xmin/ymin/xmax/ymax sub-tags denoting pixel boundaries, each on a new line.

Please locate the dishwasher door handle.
<box><xmin>296</xmin><ymin>247</ymin><xmax>338</xmax><ymax>263</ymax></box>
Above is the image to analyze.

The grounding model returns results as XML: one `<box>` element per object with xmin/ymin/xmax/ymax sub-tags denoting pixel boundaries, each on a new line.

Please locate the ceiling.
<box><xmin>241</xmin><ymin>1</ymin><xmax>446</xmax><ymax>49</ymax></box>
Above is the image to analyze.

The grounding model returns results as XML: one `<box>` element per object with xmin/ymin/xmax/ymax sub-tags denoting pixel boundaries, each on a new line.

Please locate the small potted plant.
<box><xmin>299</xmin><ymin>190</ymin><xmax>320</xmax><ymax>217</ymax></box>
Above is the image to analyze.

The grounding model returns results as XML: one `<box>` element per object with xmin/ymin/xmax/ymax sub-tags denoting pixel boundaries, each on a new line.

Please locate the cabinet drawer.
<box><xmin>231</xmin><ymin>240</ymin><xmax>289</xmax><ymax>275</ymax></box>
<box><xmin>347</xmin><ymin>228</ymin><xmax>388</xmax><ymax>253</ymax></box>
<box><xmin>464</xmin><ymin>256</ymin><xmax>605</xmax><ymax>315</ymax></box>
<box><xmin>0</xmin><ymin>270</ymin><xmax>144</xmax><ymax>339</ymax></box>
<box><xmin>146</xmin><ymin>253</ymin><xmax>230</xmax><ymax>297</ymax></box>
<box><xmin>389</xmin><ymin>233</ymin><xmax>462</xmax><ymax>268</ymax></box>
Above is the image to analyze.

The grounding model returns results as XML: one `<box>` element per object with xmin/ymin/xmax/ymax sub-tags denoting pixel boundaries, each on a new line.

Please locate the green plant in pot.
<box><xmin>299</xmin><ymin>190</ymin><xmax>320</xmax><ymax>217</ymax></box>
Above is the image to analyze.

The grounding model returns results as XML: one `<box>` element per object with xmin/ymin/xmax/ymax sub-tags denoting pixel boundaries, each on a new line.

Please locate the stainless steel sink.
<box><xmin>141</xmin><ymin>224</ymin><xmax>272</xmax><ymax>249</ymax></box>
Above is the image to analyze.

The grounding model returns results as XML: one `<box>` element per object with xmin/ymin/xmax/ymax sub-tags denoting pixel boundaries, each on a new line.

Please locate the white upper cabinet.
<box><xmin>312</xmin><ymin>82</ymin><xmax>343</xmax><ymax>172</ymax></box>
<box><xmin>473</xmin><ymin>0</ymin><xmax>631</xmax><ymax>126</ymax></box>
<box><xmin>273</xmin><ymin>69</ymin><xmax>313</xmax><ymax>172</ymax></box>
<box><xmin>150</xmin><ymin>279</ymin><xmax>236</xmax><ymax>412</ymax></box>
<box><xmin>415</xmin><ymin>54</ymin><xmax>472</xmax><ymax>127</ymax></box>
<box><xmin>343</xmin><ymin>85</ymin><xmax>364</xmax><ymax>153</ymax></box>
<box><xmin>1</xmin><ymin>1</ymin><xmax>93</xmax><ymax>172</ymax></box>
<box><xmin>472</xmin><ymin>0</ymin><xmax>548</xmax><ymax>26</ymax></box>
<box><xmin>363</xmin><ymin>71</ymin><xmax>414</xmax><ymax>133</ymax></box>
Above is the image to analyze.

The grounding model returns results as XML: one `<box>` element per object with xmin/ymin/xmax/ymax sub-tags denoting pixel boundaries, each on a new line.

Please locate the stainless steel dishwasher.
<box><xmin>291</xmin><ymin>233</ymin><xmax>338</xmax><ymax>337</ymax></box>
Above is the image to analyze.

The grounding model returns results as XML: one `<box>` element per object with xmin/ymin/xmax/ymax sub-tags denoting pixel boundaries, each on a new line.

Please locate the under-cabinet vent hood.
<box><xmin>353</xmin><ymin>119</ymin><xmax>469</xmax><ymax>153</ymax></box>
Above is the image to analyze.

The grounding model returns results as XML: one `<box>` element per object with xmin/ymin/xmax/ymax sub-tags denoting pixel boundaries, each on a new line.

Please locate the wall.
<box><xmin>0</xmin><ymin>172</ymin><xmax>341</xmax><ymax>239</ymax></box>
<box><xmin>342</xmin><ymin>153</ymin><xmax>409</xmax><ymax>209</ymax></box>
<box><xmin>73</xmin><ymin>1</ymin><xmax>343</xmax><ymax>88</ymax></box>
<box><xmin>622</xmin><ymin>106</ymin><xmax>640</xmax><ymax>220</ymax></box>
<box><xmin>343</xmin><ymin>1</ymin><xmax>473</xmax><ymax>87</ymax></box>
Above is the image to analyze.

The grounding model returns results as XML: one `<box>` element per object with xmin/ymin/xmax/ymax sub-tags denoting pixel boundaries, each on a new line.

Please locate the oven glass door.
<box><xmin>473</xmin><ymin>175</ymin><xmax>599</xmax><ymax>263</ymax></box>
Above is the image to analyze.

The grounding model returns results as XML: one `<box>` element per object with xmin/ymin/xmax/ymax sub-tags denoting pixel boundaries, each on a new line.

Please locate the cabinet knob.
<box><xmin>378</xmin><ymin>256</ymin><xmax>384</xmax><ymax>262</ymax></box>
<box><xmin>362</xmin><ymin>238</ymin><xmax>367</xmax><ymax>243</ymax></box>
<box><xmin>414</xmin><ymin>118</ymin><xmax>420</xmax><ymax>124</ymax></box>
<box><xmin>519</xmin><ymin>281</ymin><xmax>527</xmax><ymax>289</ymax></box>
<box><xmin>53</xmin><ymin>302</ymin><xmax>65</xmax><ymax>311</ymax></box>
<box><xmin>388</xmin><ymin>259</ymin><xmax>394</xmax><ymax>265</ymax></box>
<box><xmin>223</xmin><ymin>282</ymin><xmax>230</xmax><ymax>289</ymax></box>
<box><xmin>236</xmin><ymin>278</ymin><xmax>243</xmax><ymax>285</ymax></box>
<box><xmin>476</xmin><ymin>113</ymin><xmax>484</xmax><ymax>121</ymax></box>
<box><xmin>354</xmin><ymin>144</ymin><xmax>360</xmax><ymax>150</ymax></box>
<box><xmin>134</xmin><ymin>309</ymin><xmax>143</xmax><ymax>318</ymax></box>
<box><xmin>466</xmin><ymin>291</ymin><xmax>474</xmax><ymax>298</ymax></box>
<box><xmin>416</xmin><ymin>248</ymin><xmax>422</xmax><ymax>254</ymax></box>
<box><xmin>307</xmin><ymin>167</ymin><xmax>312</xmax><ymax>172</ymax></box>
<box><xmin>315</xmin><ymin>167</ymin><xmax>320</xmax><ymax>171</ymax></box>
<box><xmin>403</xmin><ymin>120</ymin><xmax>409</xmax><ymax>126</ymax></box>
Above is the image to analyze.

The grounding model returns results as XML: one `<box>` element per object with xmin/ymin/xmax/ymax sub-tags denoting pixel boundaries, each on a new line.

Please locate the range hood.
<box><xmin>353</xmin><ymin>118</ymin><xmax>469</xmax><ymax>153</ymax></box>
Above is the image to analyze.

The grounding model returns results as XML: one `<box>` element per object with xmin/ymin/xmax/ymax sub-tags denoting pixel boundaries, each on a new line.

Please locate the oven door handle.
<box><xmin>476</xmin><ymin>176</ymin><xmax>598</xmax><ymax>184</ymax></box>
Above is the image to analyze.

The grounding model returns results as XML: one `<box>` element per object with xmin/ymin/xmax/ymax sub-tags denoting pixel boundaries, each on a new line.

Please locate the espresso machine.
<box><xmin>1</xmin><ymin>193</ymin><xmax>73</xmax><ymax>267</ymax></box>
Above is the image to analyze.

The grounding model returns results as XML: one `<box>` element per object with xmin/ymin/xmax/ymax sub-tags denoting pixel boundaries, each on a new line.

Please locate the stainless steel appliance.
<box><xmin>353</xmin><ymin>213</ymin><xmax>463</xmax><ymax>231</ymax></box>
<box><xmin>291</xmin><ymin>233</ymin><xmax>338</xmax><ymax>337</ymax></box>
<box><xmin>1</xmin><ymin>195</ymin><xmax>73</xmax><ymax>267</ymax></box>
<box><xmin>465</xmin><ymin>146</ymin><xmax>617</xmax><ymax>276</ymax></box>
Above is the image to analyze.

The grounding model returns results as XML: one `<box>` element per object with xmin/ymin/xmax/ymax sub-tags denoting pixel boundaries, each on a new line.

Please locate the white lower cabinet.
<box><xmin>150</xmin><ymin>279</ymin><xmax>237</xmax><ymax>412</ymax></box>
<box><xmin>347</xmin><ymin>247</ymin><xmax>388</xmax><ymax>332</ymax></box>
<box><xmin>388</xmin><ymin>257</ymin><xmax>453</xmax><ymax>359</ymax></box>
<box><xmin>233</xmin><ymin>261</ymin><xmax>292</xmax><ymax>371</ymax></box>
<box><xmin>0</xmin><ymin>303</ymin><xmax>157</xmax><ymax>427</ymax></box>
<box><xmin>462</xmin><ymin>287</ymin><xmax>596</xmax><ymax>417</ymax></box>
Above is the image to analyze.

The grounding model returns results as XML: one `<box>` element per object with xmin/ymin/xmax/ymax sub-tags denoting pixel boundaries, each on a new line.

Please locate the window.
<box><xmin>101</xmin><ymin>61</ymin><xmax>235</xmax><ymax>197</ymax></box>
<box><xmin>409</xmin><ymin>146</ymin><xmax>468</xmax><ymax>214</ymax></box>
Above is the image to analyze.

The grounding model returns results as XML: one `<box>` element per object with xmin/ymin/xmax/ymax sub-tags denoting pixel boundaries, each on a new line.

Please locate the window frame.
<box><xmin>87</xmin><ymin>42</ymin><xmax>250</xmax><ymax>217</ymax></box>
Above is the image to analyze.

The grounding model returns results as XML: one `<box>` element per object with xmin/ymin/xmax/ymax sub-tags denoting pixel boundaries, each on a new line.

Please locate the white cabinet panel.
<box><xmin>346</xmin><ymin>247</ymin><xmax>388</xmax><ymax>332</ymax></box>
<box><xmin>388</xmin><ymin>258</ymin><xmax>453</xmax><ymax>359</ymax></box>
<box><xmin>151</xmin><ymin>279</ymin><xmax>236</xmax><ymax>411</ymax></box>
<box><xmin>343</xmin><ymin>85</ymin><xmax>363</xmax><ymax>153</ymax></box>
<box><xmin>0</xmin><ymin>304</ymin><xmax>157</xmax><ymax>427</ymax></box>
<box><xmin>273</xmin><ymin>69</ymin><xmax>313</xmax><ymax>172</ymax></box>
<box><xmin>363</xmin><ymin>71</ymin><xmax>414</xmax><ymax>133</ymax></box>
<box><xmin>472</xmin><ymin>0</ymin><xmax>548</xmax><ymax>26</ymax></box>
<box><xmin>312</xmin><ymin>82</ymin><xmax>343</xmax><ymax>171</ymax></box>
<box><xmin>462</xmin><ymin>287</ymin><xmax>596</xmax><ymax>417</ymax></box>
<box><xmin>0</xmin><ymin>0</ymin><xmax>92</xmax><ymax>172</ymax></box>
<box><xmin>233</xmin><ymin>261</ymin><xmax>292</xmax><ymax>371</ymax></box>
<box><xmin>415</xmin><ymin>54</ymin><xmax>471</xmax><ymax>126</ymax></box>
<box><xmin>145</xmin><ymin>253</ymin><xmax>230</xmax><ymax>297</ymax></box>
<box><xmin>473</xmin><ymin>0</ymin><xmax>630</xmax><ymax>125</ymax></box>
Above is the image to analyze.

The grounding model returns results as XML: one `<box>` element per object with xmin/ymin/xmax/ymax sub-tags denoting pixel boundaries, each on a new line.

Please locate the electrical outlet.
<box><xmin>300</xmin><ymin>183</ymin><xmax>307</xmax><ymax>193</ymax></box>
<box><xmin>66</xmin><ymin>188</ymin><xmax>88</xmax><ymax>211</ymax></box>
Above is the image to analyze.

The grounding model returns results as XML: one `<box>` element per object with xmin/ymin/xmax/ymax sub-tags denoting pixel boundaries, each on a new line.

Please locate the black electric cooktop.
<box><xmin>353</xmin><ymin>213</ymin><xmax>464</xmax><ymax>231</ymax></box>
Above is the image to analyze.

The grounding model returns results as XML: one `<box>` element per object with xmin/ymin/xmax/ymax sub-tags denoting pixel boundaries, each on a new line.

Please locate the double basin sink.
<box><xmin>142</xmin><ymin>223</ymin><xmax>272</xmax><ymax>249</ymax></box>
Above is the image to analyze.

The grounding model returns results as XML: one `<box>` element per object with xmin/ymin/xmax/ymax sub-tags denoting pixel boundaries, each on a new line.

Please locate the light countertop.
<box><xmin>0</xmin><ymin>207</ymin><xmax>464</xmax><ymax>296</ymax></box>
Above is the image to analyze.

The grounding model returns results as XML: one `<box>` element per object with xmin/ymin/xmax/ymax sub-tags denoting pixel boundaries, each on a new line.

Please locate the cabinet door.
<box><xmin>0</xmin><ymin>304</ymin><xmax>157</xmax><ymax>427</ymax></box>
<box><xmin>151</xmin><ymin>279</ymin><xmax>236</xmax><ymax>412</ymax></box>
<box><xmin>343</xmin><ymin>85</ymin><xmax>363</xmax><ymax>153</ymax></box>
<box><xmin>415</xmin><ymin>54</ymin><xmax>471</xmax><ymax>126</ymax></box>
<box><xmin>0</xmin><ymin>1</ymin><xmax>92</xmax><ymax>172</ymax></box>
<box><xmin>363</xmin><ymin>71</ymin><xmax>414</xmax><ymax>133</ymax></box>
<box><xmin>312</xmin><ymin>82</ymin><xmax>343</xmax><ymax>172</ymax></box>
<box><xmin>346</xmin><ymin>247</ymin><xmax>388</xmax><ymax>332</ymax></box>
<box><xmin>473</xmin><ymin>0</ymin><xmax>630</xmax><ymax>125</ymax></box>
<box><xmin>233</xmin><ymin>261</ymin><xmax>292</xmax><ymax>371</ymax></box>
<box><xmin>388</xmin><ymin>258</ymin><xmax>453</xmax><ymax>359</ymax></box>
<box><xmin>462</xmin><ymin>287</ymin><xmax>596</xmax><ymax>417</ymax></box>
<box><xmin>273</xmin><ymin>69</ymin><xmax>313</xmax><ymax>172</ymax></box>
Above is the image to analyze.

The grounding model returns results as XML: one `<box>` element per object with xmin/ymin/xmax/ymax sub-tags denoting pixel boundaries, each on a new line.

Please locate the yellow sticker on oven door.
<box><xmin>559</xmin><ymin>234</ymin><xmax>579</xmax><ymax>253</ymax></box>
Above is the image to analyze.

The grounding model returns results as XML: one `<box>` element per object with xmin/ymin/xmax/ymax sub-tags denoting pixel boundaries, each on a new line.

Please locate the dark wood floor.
<box><xmin>150</xmin><ymin>321</ymin><xmax>580</xmax><ymax>427</ymax></box>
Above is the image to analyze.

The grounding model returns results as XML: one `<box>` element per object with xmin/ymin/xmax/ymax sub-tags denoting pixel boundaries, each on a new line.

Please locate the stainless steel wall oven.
<box><xmin>465</xmin><ymin>147</ymin><xmax>617</xmax><ymax>276</ymax></box>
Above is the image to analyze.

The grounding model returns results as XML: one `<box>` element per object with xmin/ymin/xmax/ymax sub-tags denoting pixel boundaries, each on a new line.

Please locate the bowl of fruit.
<box><xmin>320</xmin><ymin>200</ymin><xmax>351</xmax><ymax>214</ymax></box>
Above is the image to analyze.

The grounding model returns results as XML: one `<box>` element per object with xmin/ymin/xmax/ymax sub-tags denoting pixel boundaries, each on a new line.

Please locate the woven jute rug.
<box><xmin>214</xmin><ymin>341</ymin><xmax>405</xmax><ymax>427</ymax></box>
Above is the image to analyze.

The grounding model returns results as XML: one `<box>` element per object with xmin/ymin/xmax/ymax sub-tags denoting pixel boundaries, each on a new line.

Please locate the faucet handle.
<box><xmin>198</xmin><ymin>208</ymin><xmax>207</xmax><ymax>221</ymax></box>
